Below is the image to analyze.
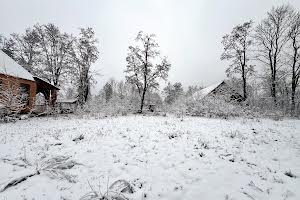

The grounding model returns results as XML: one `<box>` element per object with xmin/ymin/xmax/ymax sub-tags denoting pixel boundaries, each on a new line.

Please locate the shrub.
<box><xmin>0</xmin><ymin>78</ymin><xmax>27</xmax><ymax>121</ymax></box>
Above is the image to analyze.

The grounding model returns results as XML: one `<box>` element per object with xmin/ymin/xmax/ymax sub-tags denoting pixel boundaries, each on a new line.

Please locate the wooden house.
<box><xmin>0</xmin><ymin>50</ymin><xmax>59</xmax><ymax>113</ymax></box>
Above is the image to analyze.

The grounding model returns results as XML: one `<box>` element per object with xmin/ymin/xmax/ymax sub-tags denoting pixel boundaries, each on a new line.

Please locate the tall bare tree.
<box><xmin>125</xmin><ymin>31</ymin><xmax>171</xmax><ymax>112</ymax></box>
<box><xmin>221</xmin><ymin>20</ymin><xmax>254</xmax><ymax>99</ymax></box>
<box><xmin>34</xmin><ymin>23</ymin><xmax>75</xmax><ymax>86</ymax></box>
<box><xmin>288</xmin><ymin>10</ymin><xmax>300</xmax><ymax>115</ymax></box>
<box><xmin>255</xmin><ymin>5</ymin><xmax>292</xmax><ymax>104</ymax></box>
<box><xmin>73</xmin><ymin>28</ymin><xmax>99</xmax><ymax>106</ymax></box>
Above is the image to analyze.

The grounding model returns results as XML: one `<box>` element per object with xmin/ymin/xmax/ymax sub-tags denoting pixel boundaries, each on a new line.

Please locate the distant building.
<box><xmin>193</xmin><ymin>81</ymin><xmax>244</xmax><ymax>102</ymax></box>
<box><xmin>0</xmin><ymin>50</ymin><xmax>60</xmax><ymax>113</ymax></box>
<box><xmin>56</xmin><ymin>98</ymin><xmax>78</xmax><ymax>113</ymax></box>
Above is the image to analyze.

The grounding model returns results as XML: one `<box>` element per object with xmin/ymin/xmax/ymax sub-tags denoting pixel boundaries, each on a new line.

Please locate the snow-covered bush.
<box><xmin>76</xmin><ymin>95</ymin><xmax>140</xmax><ymax>117</ymax></box>
<box><xmin>186</xmin><ymin>96</ymin><xmax>246</xmax><ymax>118</ymax></box>
<box><xmin>0</xmin><ymin>77</ymin><xmax>26</xmax><ymax>121</ymax></box>
<box><xmin>166</xmin><ymin>94</ymin><xmax>256</xmax><ymax>119</ymax></box>
<box><xmin>165</xmin><ymin>96</ymin><xmax>187</xmax><ymax>119</ymax></box>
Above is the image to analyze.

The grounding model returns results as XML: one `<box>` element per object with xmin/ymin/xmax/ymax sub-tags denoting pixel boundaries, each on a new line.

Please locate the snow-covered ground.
<box><xmin>0</xmin><ymin>115</ymin><xmax>299</xmax><ymax>200</ymax></box>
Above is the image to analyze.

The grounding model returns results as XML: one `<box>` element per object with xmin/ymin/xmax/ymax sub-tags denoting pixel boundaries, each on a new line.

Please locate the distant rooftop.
<box><xmin>0</xmin><ymin>50</ymin><xmax>34</xmax><ymax>81</ymax></box>
<box><xmin>193</xmin><ymin>81</ymin><xmax>224</xmax><ymax>100</ymax></box>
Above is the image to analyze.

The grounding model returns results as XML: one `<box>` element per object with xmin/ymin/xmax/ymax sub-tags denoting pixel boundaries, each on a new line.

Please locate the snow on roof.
<box><xmin>193</xmin><ymin>81</ymin><xmax>224</xmax><ymax>100</ymax></box>
<box><xmin>57</xmin><ymin>98</ymin><xmax>78</xmax><ymax>103</ymax></box>
<box><xmin>0</xmin><ymin>50</ymin><xmax>34</xmax><ymax>81</ymax></box>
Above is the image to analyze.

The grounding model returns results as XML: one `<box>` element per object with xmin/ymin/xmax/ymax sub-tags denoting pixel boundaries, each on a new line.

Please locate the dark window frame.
<box><xmin>19</xmin><ymin>83</ymin><xmax>30</xmax><ymax>106</ymax></box>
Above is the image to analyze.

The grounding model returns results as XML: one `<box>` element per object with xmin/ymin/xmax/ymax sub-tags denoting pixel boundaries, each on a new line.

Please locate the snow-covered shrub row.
<box><xmin>165</xmin><ymin>95</ymin><xmax>257</xmax><ymax>119</ymax></box>
<box><xmin>75</xmin><ymin>95</ymin><xmax>140</xmax><ymax>117</ymax></box>
<box><xmin>185</xmin><ymin>96</ymin><xmax>248</xmax><ymax>118</ymax></box>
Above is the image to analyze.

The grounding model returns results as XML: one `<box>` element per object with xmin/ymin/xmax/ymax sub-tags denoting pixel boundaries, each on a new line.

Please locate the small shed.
<box><xmin>57</xmin><ymin>98</ymin><xmax>78</xmax><ymax>113</ymax></box>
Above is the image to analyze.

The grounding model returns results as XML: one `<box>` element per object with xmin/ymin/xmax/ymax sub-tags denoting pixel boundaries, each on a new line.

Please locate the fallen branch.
<box><xmin>0</xmin><ymin>156</ymin><xmax>79</xmax><ymax>192</ymax></box>
<box><xmin>242</xmin><ymin>191</ymin><xmax>255</xmax><ymax>200</ymax></box>
<box><xmin>0</xmin><ymin>172</ymin><xmax>37</xmax><ymax>192</ymax></box>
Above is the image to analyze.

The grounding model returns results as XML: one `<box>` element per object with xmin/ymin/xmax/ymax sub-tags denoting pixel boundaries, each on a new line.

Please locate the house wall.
<box><xmin>211</xmin><ymin>83</ymin><xmax>244</xmax><ymax>102</ymax></box>
<box><xmin>0</xmin><ymin>74</ymin><xmax>37</xmax><ymax>112</ymax></box>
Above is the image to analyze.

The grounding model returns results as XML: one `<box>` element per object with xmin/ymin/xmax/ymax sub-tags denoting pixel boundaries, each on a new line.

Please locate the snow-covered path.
<box><xmin>0</xmin><ymin>115</ymin><xmax>299</xmax><ymax>200</ymax></box>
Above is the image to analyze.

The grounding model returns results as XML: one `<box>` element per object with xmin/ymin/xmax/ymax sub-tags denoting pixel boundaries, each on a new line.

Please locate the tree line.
<box><xmin>221</xmin><ymin>4</ymin><xmax>300</xmax><ymax>116</ymax></box>
<box><xmin>1</xmin><ymin>4</ymin><xmax>299</xmax><ymax>116</ymax></box>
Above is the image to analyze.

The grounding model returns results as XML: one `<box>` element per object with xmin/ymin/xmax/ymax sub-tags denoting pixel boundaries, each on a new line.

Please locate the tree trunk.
<box><xmin>270</xmin><ymin>60</ymin><xmax>277</xmax><ymax>105</ymax></box>
<box><xmin>241</xmin><ymin>62</ymin><xmax>247</xmax><ymax>100</ymax></box>
<box><xmin>140</xmin><ymin>38</ymin><xmax>150</xmax><ymax>112</ymax></box>
<box><xmin>140</xmin><ymin>88</ymin><xmax>146</xmax><ymax>112</ymax></box>
<box><xmin>291</xmin><ymin>38</ymin><xmax>298</xmax><ymax>116</ymax></box>
<box><xmin>291</xmin><ymin>83</ymin><xmax>296</xmax><ymax>116</ymax></box>
<box><xmin>271</xmin><ymin>79</ymin><xmax>277</xmax><ymax>104</ymax></box>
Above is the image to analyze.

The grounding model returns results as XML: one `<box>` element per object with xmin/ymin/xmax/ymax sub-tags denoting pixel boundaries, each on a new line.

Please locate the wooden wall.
<box><xmin>0</xmin><ymin>74</ymin><xmax>37</xmax><ymax>112</ymax></box>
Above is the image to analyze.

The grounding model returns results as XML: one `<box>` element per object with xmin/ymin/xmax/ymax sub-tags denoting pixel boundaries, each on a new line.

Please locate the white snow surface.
<box><xmin>0</xmin><ymin>115</ymin><xmax>299</xmax><ymax>200</ymax></box>
<box><xmin>193</xmin><ymin>81</ymin><xmax>223</xmax><ymax>100</ymax></box>
<box><xmin>0</xmin><ymin>50</ymin><xmax>34</xmax><ymax>81</ymax></box>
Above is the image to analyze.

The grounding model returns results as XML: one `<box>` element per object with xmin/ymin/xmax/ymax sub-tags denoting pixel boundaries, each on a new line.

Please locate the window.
<box><xmin>19</xmin><ymin>83</ymin><xmax>30</xmax><ymax>105</ymax></box>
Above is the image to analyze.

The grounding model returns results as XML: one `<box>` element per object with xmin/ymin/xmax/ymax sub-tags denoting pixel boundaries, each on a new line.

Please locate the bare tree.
<box><xmin>0</xmin><ymin>35</ymin><xmax>16</xmax><ymax>59</ymax></box>
<box><xmin>255</xmin><ymin>5</ymin><xmax>293</xmax><ymax>104</ymax></box>
<box><xmin>125</xmin><ymin>31</ymin><xmax>171</xmax><ymax>112</ymax></box>
<box><xmin>288</xmin><ymin>11</ymin><xmax>300</xmax><ymax>115</ymax></box>
<box><xmin>164</xmin><ymin>82</ymin><xmax>184</xmax><ymax>105</ymax></box>
<box><xmin>10</xmin><ymin>28</ymin><xmax>41</xmax><ymax>74</ymax></box>
<box><xmin>34</xmin><ymin>23</ymin><xmax>75</xmax><ymax>86</ymax></box>
<box><xmin>221</xmin><ymin>20</ymin><xmax>254</xmax><ymax>99</ymax></box>
<box><xmin>73</xmin><ymin>28</ymin><xmax>99</xmax><ymax>106</ymax></box>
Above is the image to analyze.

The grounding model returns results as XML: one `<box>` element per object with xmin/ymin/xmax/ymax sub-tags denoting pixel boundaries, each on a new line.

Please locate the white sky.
<box><xmin>1</xmin><ymin>0</ymin><xmax>300</xmax><ymax>92</ymax></box>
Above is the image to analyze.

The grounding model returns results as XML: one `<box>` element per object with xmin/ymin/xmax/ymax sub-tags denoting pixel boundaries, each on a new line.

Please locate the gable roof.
<box><xmin>193</xmin><ymin>81</ymin><xmax>225</xmax><ymax>100</ymax></box>
<box><xmin>0</xmin><ymin>50</ymin><xmax>34</xmax><ymax>81</ymax></box>
<box><xmin>33</xmin><ymin>76</ymin><xmax>60</xmax><ymax>90</ymax></box>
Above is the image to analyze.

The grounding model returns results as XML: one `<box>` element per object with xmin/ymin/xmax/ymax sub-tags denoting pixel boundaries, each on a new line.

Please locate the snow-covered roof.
<box><xmin>0</xmin><ymin>50</ymin><xmax>34</xmax><ymax>81</ymax></box>
<box><xmin>193</xmin><ymin>81</ymin><xmax>224</xmax><ymax>100</ymax></box>
<box><xmin>57</xmin><ymin>98</ymin><xmax>78</xmax><ymax>103</ymax></box>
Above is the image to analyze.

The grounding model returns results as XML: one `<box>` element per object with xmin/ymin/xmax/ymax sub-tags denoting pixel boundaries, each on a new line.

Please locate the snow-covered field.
<box><xmin>0</xmin><ymin>115</ymin><xmax>299</xmax><ymax>200</ymax></box>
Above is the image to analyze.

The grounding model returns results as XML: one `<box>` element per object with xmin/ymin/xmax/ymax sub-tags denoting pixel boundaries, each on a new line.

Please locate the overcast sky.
<box><xmin>1</xmin><ymin>0</ymin><xmax>300</xmax><ymax>91</ymax></box>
